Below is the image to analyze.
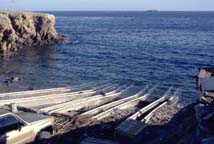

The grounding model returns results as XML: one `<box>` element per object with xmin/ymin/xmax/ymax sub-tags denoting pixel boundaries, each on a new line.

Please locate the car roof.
<box><xmin>0</xmin><ymin>109</ymin><xmax>10</xmax><ymax>116</ymax></box>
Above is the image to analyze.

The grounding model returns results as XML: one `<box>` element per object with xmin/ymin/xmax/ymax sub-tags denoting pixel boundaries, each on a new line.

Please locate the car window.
<box><xmin>0</xmin><ymin>115</ymin><xmax>20</xmax><ymax>135</ymax></box>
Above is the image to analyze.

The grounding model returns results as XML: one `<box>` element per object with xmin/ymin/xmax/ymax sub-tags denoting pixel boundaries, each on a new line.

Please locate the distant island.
<box><xmin>144</xmin><ymin>10</ymin><xmax>159</xmax><ymax>12</ymax></box>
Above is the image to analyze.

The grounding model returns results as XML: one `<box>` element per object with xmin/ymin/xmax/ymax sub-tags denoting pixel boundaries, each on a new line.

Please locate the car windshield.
<box><xmin>0</xmin><ymin>115</ymin><xmax>19</xmax><ymax>134</ymax></box>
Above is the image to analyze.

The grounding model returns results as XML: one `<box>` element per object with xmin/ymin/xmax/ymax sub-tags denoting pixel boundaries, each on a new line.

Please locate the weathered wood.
<box><xmin>0</xmin><ymin>83</ymin><xmax>98</xmax><ymax>100</ymax></box>
<box><xmin>38</xmin><ymin>85</ymin><xmax>123</xmax><ymax>112</ymax></box>
<box><xmin>0</xmin><ymin>87</ymin><xmax>71</xmax><ymax>99</ymax></box>
<box><xmin>115</xmin><ymin>87</ymin><xmax>173</xmax><ymax>139</ymax></box>
<box><xmin>49</xmin><ymin>91</ymin><xmax>123</xmax><ymax>114</ymax></box>
<box><xmin>81</xmin><ymin>137</ymin><xmax>119</xmax><ymax>144</ymax></box>
<box><xmin>80</xmin><ymin>85</ymin><xmax>149</xmax><ymax>117</ymax></box>
<box><xmin>115</xmin><ymin>85</ymin><xmax>156</xmax><ymax>110</ymax></box>
<box><xmin>128</xmin><ymin>87</ymin><xmax>172</xmax><ymax>120</ymax></box>
<box><xmin>0</xmin><ymin>90</ymin><xmax>94</xmax><ymax>105</ymax></box>
<box><xmin>0</xmin><ymin>84</ymin><xmax>118</xmax><ymax>107</ymax></box>
<box><xmin>92</xmin><ymin>95</ymin><xmax>147</xmax><ymax>120</ymax></box>
<box><xmin>16</xmin><ymin>92</ymin><xmax>94</xmax><ymax>108</ymax></box>
<box><xmin>49</xmin><ymin>85</ymin><xmax>130</xmax><ymax>114</ymax></box>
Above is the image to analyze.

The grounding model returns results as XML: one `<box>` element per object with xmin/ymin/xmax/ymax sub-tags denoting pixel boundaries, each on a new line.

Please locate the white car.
<box><xmin>0</xmin><ymin>109</ymin><xmax>55</xmax><ymax>144</ymax></box>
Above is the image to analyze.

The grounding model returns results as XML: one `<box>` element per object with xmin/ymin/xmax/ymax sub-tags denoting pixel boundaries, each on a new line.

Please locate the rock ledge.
<box><xmin>0</xmin><ymin>11</ymin><xmax>63</xmax><ymax>57</ymax></box>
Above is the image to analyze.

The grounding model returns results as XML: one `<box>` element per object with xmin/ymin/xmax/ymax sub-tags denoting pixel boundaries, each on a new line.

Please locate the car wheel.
<box><xmin>36</xmin><ymin>131</ymin><xmax>52</xmax><ymax>144</ymax></box>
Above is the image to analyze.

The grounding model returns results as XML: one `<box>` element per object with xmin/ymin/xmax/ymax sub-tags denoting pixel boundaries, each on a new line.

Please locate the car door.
<box><xmin>0</xmin><ymin>115</ymin><xmax>34</xmax><ymax>144</ymax></box>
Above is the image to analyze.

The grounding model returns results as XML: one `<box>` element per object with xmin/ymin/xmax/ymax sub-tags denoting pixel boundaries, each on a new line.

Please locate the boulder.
<box><xmin>10</xmin><ymin>76</ymin><xmax>21</xmax><ymax>83</ymax></box>
<box><xmin>202</xmin><ymin>137</ymin><xmax>214</xmax><ymax>144</ymax></box>
<box><xmin>195</xmin><ymin>104</ymin><xmax>214</xmax><ymax>136</ymax></box>
<box><xmin>201</xmin><ymin>96</ymin><xmax>214</xmax><ymax>104</ymax></box>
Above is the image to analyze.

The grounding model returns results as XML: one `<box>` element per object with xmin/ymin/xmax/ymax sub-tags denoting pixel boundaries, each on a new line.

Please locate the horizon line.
<box><xmin>27</xmin><ymin>10</ymin><xmax>214</xmax><ymax>12</ymax></box>
<box><xmin>1</xmin><ymin>9</ymin><xmax>214</xmax><ymax>12</ymax></box>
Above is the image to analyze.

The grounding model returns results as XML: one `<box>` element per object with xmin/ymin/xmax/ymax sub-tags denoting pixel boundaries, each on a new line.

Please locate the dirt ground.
<box><xmin>147</xmin><ymin>103</ymin><xmax>181</xmax><ymax>125</ymax></box>
<box><xmin>142</xmin><ymin>104</ymin><xmax>198</xmax><ymax>144</ymax></box>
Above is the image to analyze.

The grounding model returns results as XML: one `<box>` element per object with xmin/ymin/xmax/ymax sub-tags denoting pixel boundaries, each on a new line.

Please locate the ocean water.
<box><xmin>1</xmin><ymin>11</ymin><xmax>214</xmax><ymax>105</ymax></box>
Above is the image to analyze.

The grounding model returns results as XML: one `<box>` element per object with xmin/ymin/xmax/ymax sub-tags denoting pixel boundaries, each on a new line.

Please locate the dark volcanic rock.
<box><xmin>0</xmin><ymin>11</ymin><xmax>63</xmax><ymax>57</ymax></box>
<box><xmin>202</xmin><ymin>137</ymin><xmax>214</xmax><ymax>144</ymax></box>
<box><xmin>195</xmin><ymin>104</ymin><xmax>214</xmax><ymax>137</ymax></box>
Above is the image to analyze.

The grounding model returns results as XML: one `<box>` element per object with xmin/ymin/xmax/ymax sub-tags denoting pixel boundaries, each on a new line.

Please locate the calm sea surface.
<box><xmin>1</xmin><ymin>11</ymin><xmax>214</xmax><ymax>105</ymax></box>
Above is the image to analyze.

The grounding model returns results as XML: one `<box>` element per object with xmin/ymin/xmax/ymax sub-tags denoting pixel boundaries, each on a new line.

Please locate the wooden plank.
<box><xmin>80</xmin><ymin>95</ymin><xmax>137</xmax><ymax>117</ymax></box>
<box><xmin>0</xmin><ymin>81</ymin><xmax>108</xmax><ymax>99</ymax></box>
<box><xmin>0</xmin><ymin>83</ymin><xmax>99</xmax><ymax>100</ymax></box>
<box><xmin>39</xmin><ymin>86</ymin><xmax>124</xmax><ymax>113</ymax></box>
<box><xmin>80</xmin><ymin>85</ymin><xmax>149</xmax><ymax>117</ymax></box>
<box><xmin>128</xmin><ymin>87</ymin><xmax>172</xmax><ymax>120</ymax></box>
<box><xmin>91</xmin><ymin>85</ymin><xmax>155</xmax><ymax>120</ymax></box>
<box><xmin>81</xmin><ymin>137</ymin><xmax>119</xmax><ymax>144</ymax></box>
<box><xmin>16</xmin><ymin>92</ymin><xmax>94</xmax><ymax>108</ymax></box>
<box><xmin>115</xmin><ymin>85</ymin><xmax>155</xmax><ymax>110</ymax></box>
<box><xmin>92</xmin><ymin>95</ymin><xmax>146</xmax><ymax>120</ymax></box>
<box><xmin>48</xmin><ymin>85</ymin><xmax>130</xmax><ymax>114</ymax></box>
<box><xmin>0</xmin><ymin>90</ymin><xmax>94</xmax><ymax>105</ymax></box>
<box><xmin>50</xmin><ymin>92</ymin><xmax>123</xmax><ymax>114</ymax></box>
<box><xmin>131</xmin><ymin>101</ymin><xmax>168</xmax><ymax>135</ymax></box>
<box><xmin>0</xmin><ymin>84</ymin><xmax>118</xmax><ymax>106</ymax></box>
<box><xmin>0</xmin><ymin>87</ymin><xmax>71</xmax><ymax>99</ymax></box>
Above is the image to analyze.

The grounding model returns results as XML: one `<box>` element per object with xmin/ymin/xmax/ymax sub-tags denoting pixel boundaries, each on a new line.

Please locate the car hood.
<box><xmin>16</xmin><ymin>112</ymin><xmax>53</xmax><ymax>123</ymax></box>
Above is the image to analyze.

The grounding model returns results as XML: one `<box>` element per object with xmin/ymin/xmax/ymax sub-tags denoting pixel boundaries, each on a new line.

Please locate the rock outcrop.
<box><xmin>0</xmin><ymin>11</ymin><xmax>63</xmax><ymax>57</ymax></box>
<box><xmin>196</xmin><ymin>68</ymin><xmax>214</xmax><ymax>143</ymax></box>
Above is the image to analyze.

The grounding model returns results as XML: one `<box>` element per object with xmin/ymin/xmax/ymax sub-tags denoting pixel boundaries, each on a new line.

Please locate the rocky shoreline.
<box><xmin>195</xmin><ymin>68</ymin><xmax>214</xmax><ymax>144</ymax></box>
<box><xmin>0</xmin><ymin>11</ymin><xmax>63</xmax><ymax>57</ymax></box>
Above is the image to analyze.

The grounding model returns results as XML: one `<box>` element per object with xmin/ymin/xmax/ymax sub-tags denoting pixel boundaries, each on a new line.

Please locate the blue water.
<box><xmin>1</xmin><ymin>11</ymin><xmax>214</xmax><ymax>105</ymax></box>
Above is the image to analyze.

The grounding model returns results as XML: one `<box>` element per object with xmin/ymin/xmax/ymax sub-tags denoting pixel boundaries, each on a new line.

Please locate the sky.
<box><xmin>0</xmin><ymin>0</ymin><xmax>213</xmax><ymax>11</ymax></box>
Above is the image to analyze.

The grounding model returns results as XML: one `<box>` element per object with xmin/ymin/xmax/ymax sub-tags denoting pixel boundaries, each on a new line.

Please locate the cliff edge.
<box><xmin>0</xmin><ymin>11</ymin><xmax>63</xmax><ymax>57</ymax></box>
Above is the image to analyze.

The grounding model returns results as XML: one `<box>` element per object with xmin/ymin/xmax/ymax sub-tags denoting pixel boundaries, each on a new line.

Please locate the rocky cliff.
<box><xmin>0</xmin><ymin>11</ymin><xmax>63</xmax><ymax>57</ymax></box>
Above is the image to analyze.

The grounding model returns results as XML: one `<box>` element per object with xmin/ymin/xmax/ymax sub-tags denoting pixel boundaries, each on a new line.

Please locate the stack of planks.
<box><xmin>0</xmin><ymin>82</ymin><xmax>179</xmax><ymax>142</ymax></box>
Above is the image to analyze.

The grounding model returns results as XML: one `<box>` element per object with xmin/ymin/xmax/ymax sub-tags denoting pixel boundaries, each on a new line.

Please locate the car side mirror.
<box><xmin>18</xmin><ymin>122</ymin><xmax>22</xmax><ymax>131</ymax></box>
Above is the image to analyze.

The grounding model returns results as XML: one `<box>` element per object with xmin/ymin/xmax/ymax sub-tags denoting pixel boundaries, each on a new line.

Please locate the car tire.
<box><xmin>36</xmin><ymin>131</ymin><xmax>52</xmax><ymax>144</ymax></box>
